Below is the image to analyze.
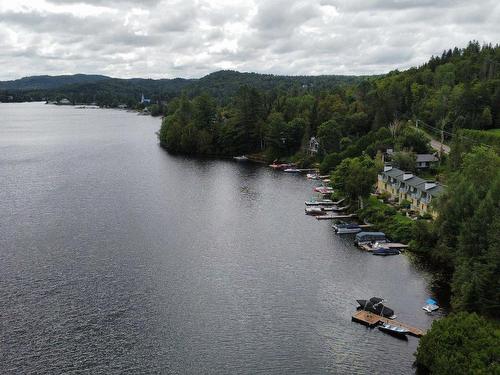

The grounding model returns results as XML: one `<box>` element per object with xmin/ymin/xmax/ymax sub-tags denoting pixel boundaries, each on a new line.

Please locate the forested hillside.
<box><xmin>0</xmin><ymin>70</ymin><xmax>360</xmax><ymax>107</ymax></box>
<box><xmin>159</xmin><ymin>41</ymin><xmax>500</xmax><ymax>162</ymax></box>
<box><xmin>0</xmin><ymin>74</ymin><xmax>110</xmax><ymax>91</ymax></box>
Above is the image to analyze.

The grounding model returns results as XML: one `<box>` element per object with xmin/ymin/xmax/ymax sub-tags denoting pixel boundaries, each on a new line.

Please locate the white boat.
<box><xmin>422</xmin><ymin>298</ymin><xmax>439</xmax><ymax>313</ymax></box>
<box><xmin>306</xmin><ymin>173</ymin><xmax>319</xmax><ymax>179</ymax></box>
<box><xmin>333</xmin><ymin>223</ymin><xmax>362</xmax><ymax>234</ymax></box>
<box><xmin>422</xmin><ymin>304</ymin><xmax>439</xmax><ymax>313</ymax></box>
<box><xmin>233</xmin><ymin>155</ymin><xmax>248</xmax><ymax>161</ymax></box>
<box><xmin>305</xmin><ymin>199</ymin><xmax>335</xmax><ymax>206</ymax></box>
<box><xmin>305</xmin><ymin>207</ymin><xmax>324</xmax><ymax>215</ymax></box>
<box><xmin>284</xmin><ymin>168</ymin><xmax>301</xmax><ymax>173</ymax></box>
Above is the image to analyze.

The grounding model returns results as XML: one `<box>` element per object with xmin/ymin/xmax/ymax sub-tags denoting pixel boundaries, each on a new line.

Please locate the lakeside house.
<box><xmin>140</xmin><ymin>93</ymin><xmax>151</xmax><ymax>104</ymax></box>
<box><xmin>58</xmin><ymin>98</ymin><xmax>71</xmax><ymax>105</ymax></box>
<box><xmin>384</xmin><ymin>149</ymin><xmax>439</xmax><ymax>170</ymax></box>
<box><xmin>308</xmin><ymin>137</ymin><xmax>320</xmax><ymax>155</ymax></box>
<box><xmin>377</xmin><ymin>165</ymin><xmax>444</xmax><ymax>217</ymax></box>
<box><xmin>416</xmin><ymin>153</ymin><xmax>439</xmax><ymax>169</ymax></box>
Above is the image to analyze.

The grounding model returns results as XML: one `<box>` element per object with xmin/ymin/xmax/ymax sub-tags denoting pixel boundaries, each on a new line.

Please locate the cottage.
<box><xmin>58</xmin><ymin>98</ymin><xmax>71</xmax><ymax>105</ymax></box>
<box><xmin>308</xmin><ymin>137</ymin><xmax>320</xmax><ymax>155</ymax></box>
<box><xmin>377</xmin><ymin>165</ymin><xmax>444</xmax><ymax>217</ymax></box>
<box><xmin>416</xmin><ymin>154</ymin><xmax>439</xmax><ymax>169</ymax></box>
<box><xmin>140</xmin><ymin>93</ymin><xmax>151</xmax><ymax>104</ymax></box>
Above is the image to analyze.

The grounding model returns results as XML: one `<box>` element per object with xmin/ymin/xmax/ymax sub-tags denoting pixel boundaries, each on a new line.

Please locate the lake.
<box><xmin>0</xmin><ymin>103</ymin><xmax>439</xmax><ymax>374</ymax></box>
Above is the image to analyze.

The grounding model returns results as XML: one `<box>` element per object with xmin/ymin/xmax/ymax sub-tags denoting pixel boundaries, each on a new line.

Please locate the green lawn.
<box><xmin>487</xmin><ymin>128</ymin><xmax>500</xmax><ymax>135</ymax></box>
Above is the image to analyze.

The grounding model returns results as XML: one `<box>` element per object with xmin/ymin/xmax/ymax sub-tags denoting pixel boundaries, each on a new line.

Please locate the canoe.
<box><xmin>378</xmin><ymin>323</ymin><xmax>409</xmax><ymax>338</ymax></box>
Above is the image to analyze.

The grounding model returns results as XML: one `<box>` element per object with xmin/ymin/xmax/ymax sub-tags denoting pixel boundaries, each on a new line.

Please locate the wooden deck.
<box><xmin>352</xmin><ymin>310</ymin><xmax>425</xmax><ymax>337</ymax></box>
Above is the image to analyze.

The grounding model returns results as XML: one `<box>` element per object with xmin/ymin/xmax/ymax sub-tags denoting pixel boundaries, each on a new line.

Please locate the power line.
<box><xmin>414</xmin><ymin>119</ymin><xmax>493</xmax><ymax>149</ymax></box>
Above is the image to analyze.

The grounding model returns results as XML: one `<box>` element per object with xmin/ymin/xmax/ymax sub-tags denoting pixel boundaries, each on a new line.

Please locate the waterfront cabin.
<box><xmin>416</xmin><ymin>154</ymin><xmax>439</xmax><ymax>169</ymax></box>
<box><xmin>355</xmin><ymin>232</ymin><xmax>387</xmax><ymax>246</ymax></box>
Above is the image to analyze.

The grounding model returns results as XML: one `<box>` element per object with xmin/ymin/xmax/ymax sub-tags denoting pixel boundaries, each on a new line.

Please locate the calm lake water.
<box><xmin>0</xmin><ymin>103</ymin><xmax>440</xmax><ymax>374</ymax></box>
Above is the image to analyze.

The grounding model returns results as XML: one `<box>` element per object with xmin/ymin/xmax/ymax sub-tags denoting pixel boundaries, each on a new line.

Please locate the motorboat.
<box><xmin>372</xmin><ymin>247</ymin><xmax>400</xmax><ymax>256</ymax></box>
<box><xmin>306</xmin><ymin>173</ymin><xmax>320</xmax><ymax>179</ymax></box>
<box><xmin>305</xmin><ymin>207</ymin><xmax>324</xmax><ymax>215</ymax></box>
<box><xmin>333</xmin><ymin>223</ymin><xmax>362</xmax><ymax>234</ymax></box>
<box><xmin>378</xmin><ymin>323</ymin><xmax>409</xmax><ymax>338</ymax></box>
<box><xmin>305</xmin><ymin>199</ymin><xmax>335</xmax><ymax>206</ymax></box>
<box><xmin>314</xmin><ymin>186</ymin><xmax>334</xmax><ymax>194</ymax></box>
<box><xmin>284</xmin><ymin>168</ymin><xmax>301</xmax><ymax>173</ymax></box>
<box><xmin>233</xmin><ymin>155</ymin><xmax>248</xmax><ymax>161</ymax></box>
<box><xmin>356</xmin><ymin>297</ymin><xmax>397</xmax><ymax>319</ymax></box>
<box><xmin>354</xmin><ymin>232</ymin><xmax>387</xmax><ymax>246</ymax></box>
<box><xmin>422</xmin><ymin>298</ymin><xmax>439</xmax><ymax>313</ymax></box>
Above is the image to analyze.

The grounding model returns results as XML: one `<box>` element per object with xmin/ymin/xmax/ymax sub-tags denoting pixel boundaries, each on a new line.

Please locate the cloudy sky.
<box><xmin>0</xmin><ymin>0</ymin><xmax>499</xmax><ymax>80</ymax></box>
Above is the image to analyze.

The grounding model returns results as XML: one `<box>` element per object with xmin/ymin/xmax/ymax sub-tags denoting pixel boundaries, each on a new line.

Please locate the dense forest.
<box><xmin>160</xmin><ymin>41</ymin><xmax>500</xmax><ymax>160</ymax></box>
<box><xmin>0</xmin><ymin>70</ymin><xmax>360</xmax><ymax>107</ymax></box>
<box><xmin>158</xmin><ymin>42</ymin><xmax>500</xmax><ymax>373</ymax></box>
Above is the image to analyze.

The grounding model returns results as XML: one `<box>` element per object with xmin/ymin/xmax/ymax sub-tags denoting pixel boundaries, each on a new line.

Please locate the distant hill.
<box><xmin>0</xmin><ymin>74</ymin><xmax>111</xmax><ymax>91</ymax></box>
<box><xmin>0</xmin><ymin>71</ymin><xmax>363</xmax><ymax>106</ymax></box>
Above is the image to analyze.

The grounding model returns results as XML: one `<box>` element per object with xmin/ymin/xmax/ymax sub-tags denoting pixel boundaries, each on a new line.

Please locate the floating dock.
<box><xmin>316</xmin><ymin>213</ymin><xmax>357</xmax><ymax>220</ymax></box>
<box><xmin>351</xmin><ymin>310</ymin><xmax>425</xmax><ymax>337</ymax></box>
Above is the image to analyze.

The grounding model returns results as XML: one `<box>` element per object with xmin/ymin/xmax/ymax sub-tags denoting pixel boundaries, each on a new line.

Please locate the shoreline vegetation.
<box><xmin>157</xmin><ymin>42</ymin><xmax>500</xmax><ymax>373</ymax></box>
<box><xmin>4</xmin><ymin>41</ymin><xmax>499</xmax><ymax>373</ymax></box>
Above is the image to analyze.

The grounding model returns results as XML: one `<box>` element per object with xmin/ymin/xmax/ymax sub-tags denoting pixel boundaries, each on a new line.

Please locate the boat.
<box><xmin>306</xmin><ymin>173</ymin><xmax>320</xmax><ymax>179</ymax></box>
<box><xmin>354</xmin><ymin>232</ymin><xmax>387</xmax><ymax>246</ymax></box>
<box><xmin>284</xmin><ymin>168</ymin><xmax>301</xmax><ymax>173</ymax></box>
<box><xmin>233</xmin><ymin>155</ymin><xmax>248</xmax><ymax>161</ymax></box>
<box><xmin>422</xmin><ymin>298</ymin><xmax>439</xmax><ymax>313</ymax></box>
<box><xmin>372</xmin><ymin>247</ymin><xmax>400</xmax><ymax>256</ymax></box>
<box><xmin>305</xmin><ymin>199</ymin><xmax>335</xmax><ymax>206</ymax></box>
<box><xmin>313</xmin><ymin>186</ymin><xmax>334</xmax><ymax>194</ymax></box>
<box><xmin>305</xmin><ymin>207</ymin><xmax>324</xmax><ymax>215</ymax></box>
<box><xmin>333</xmin><ymin>223</ymin><xmax>362</xmax><ymax>234</ymax></box>
<box><xmin>269</xmin><ymin>163</ymin><xmax>293</xmax><ymax>170</ymax></box>
<box><xmin>378</xmin><ymin>323</ymin><xmax>409</xmax><ymax>338</ymax></box>
<box><xmin>356</xmin><ymin>297</ymin><xmax>397</xmax><ymax>319</ymax></box>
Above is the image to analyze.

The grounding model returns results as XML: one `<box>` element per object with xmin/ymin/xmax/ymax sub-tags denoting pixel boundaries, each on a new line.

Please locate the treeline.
<box><xmin>160</xmin><ymin>42</ymin><xmax>500</xmax><ymax>166</ymax></box>
<box><xmin>0</xmin><ymin>70</ymin><xmax>360</xmax><ymax>108</ymax></box>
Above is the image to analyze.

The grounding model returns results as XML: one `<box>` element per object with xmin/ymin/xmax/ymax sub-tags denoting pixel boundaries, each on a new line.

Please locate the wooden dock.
<box><xmin>352</xmin><ymin>310</ymin><xmax>425</xmax><ymax>337</ymax></box>
<box><xmin>316</xmin><ymin>213</ymin><xmax>357</xmax><ymax>220</ymax></box>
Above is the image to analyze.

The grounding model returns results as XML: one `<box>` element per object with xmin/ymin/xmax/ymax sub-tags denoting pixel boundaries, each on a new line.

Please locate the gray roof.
<box><xmin>405</xmin><ymin>176</ymin><xmax>426</xmax><ymax>188</ymax></box>
<box><xmin>384</xmin><ymin>168</ymin><xmax>404</xmax><ymax>178</ymax></box>
<box><xmin>381</xmin><ymin>167</ymin><xmax>445</xmax><ymax>195</ymax></box>
<box><xmin>427</xmin><ymin>185</ymin><xmax>444</xmax><ymax>197</ymax></box>
<box><xmin>416</xmin><ymin>154</ymin><xmax>439</xmax><ymax>162</ymax></box>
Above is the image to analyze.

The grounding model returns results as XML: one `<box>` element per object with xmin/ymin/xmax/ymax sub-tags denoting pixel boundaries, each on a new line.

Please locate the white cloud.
<box><xmin>0</xmin><ymin>0</ymin><xmax>498</xmax><ymax>80</ymax></box>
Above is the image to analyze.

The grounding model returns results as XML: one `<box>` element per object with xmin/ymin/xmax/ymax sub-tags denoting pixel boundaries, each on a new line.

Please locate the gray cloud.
<box><xmin>0</xmin><ymin>0</ymin><xmax>498</xmax><ymax>80</ymax></box>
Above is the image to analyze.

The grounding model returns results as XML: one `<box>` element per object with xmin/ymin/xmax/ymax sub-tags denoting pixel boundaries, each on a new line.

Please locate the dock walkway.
<box><xmin>352</xmin><ymin>310</ymin><xmax>425</xmax><ymax>337</ymax></box>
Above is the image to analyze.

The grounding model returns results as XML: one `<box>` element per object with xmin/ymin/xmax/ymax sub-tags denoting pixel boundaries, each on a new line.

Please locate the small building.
<box><xmin>58</xmin><ymin>98</ymin><xmax>71</xmax><ymax>105</ymax></box>
<box><xmin>140</xmin><ymin>93</ymin><xmax>151</xmax><ymax>105</ymax></box>
<box><xmin>416</xmin><ymin>154</ymin><xmax>439</xmax><ymax>169</ymax></box>
<box><xmin>308</xmin><ymin>137</ymin><xmax>320</xmax><ymax>155</ymax></box>
<box><xmin>377</xmin><ymin>165</ymin><xmax>444</xmax><ymax>217</ymax></box>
